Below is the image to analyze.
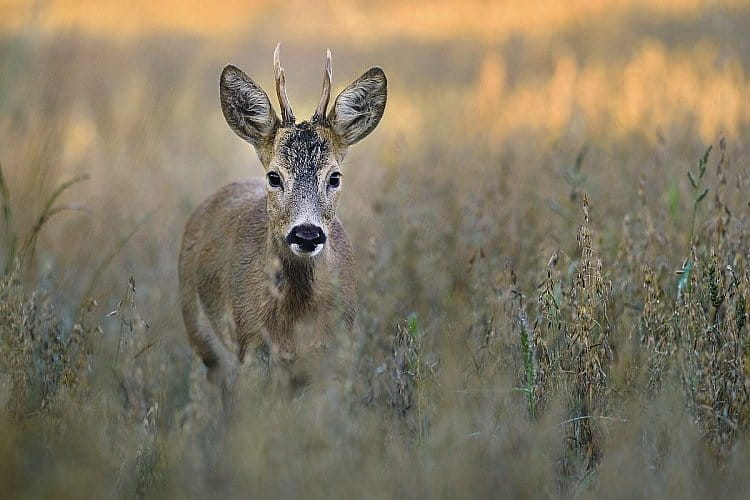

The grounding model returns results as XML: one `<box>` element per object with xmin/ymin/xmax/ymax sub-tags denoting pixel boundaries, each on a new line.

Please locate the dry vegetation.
<box><xmin>1</xmin><ymin>1</ymin><xmax>750</xmax><ymax>498</ymax></box>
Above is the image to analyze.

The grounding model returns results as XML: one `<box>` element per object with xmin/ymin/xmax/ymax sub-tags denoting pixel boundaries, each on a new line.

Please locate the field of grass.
<box><xmin>1</xmin><ymin>1</ymin><xmax>749</xmax><ymax>497</ymax></box>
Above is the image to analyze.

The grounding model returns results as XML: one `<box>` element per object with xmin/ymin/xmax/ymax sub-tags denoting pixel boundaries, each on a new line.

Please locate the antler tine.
<box><xmin>273</xmin><ymin>43</ymin><xmax>295</xmax><ymax>126</ymax></box>
<box><xmin>312</xmin><ymin>49</ymin><xmax>333</xmax><ymax>123</ymax></box>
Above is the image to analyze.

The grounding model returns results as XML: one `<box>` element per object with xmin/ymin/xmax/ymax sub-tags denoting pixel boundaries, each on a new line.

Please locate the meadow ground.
<box><xmin>1</xmin><ymin>1</ymin><xmax>750</xmax><ymax>498</ymax></box>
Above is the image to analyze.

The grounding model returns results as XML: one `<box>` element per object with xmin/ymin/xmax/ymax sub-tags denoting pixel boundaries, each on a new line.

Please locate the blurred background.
<box><xmin>1</xmin><ymin>1</ymin><xmax>750</xmax><ymax>497</ymax></box>
<box><xmin>2</xmin><ymin>0</ymin><xmax>748</xmax><ymax>313</ymax></box>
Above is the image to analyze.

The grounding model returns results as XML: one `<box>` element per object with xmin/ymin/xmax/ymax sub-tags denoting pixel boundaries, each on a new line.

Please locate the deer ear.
<box><xmin>220</xmin><ymin>65</ymin><xmax>280</xmax><ymax>147</ymax></box>
<box><xmin>327</xmin><ymin>67</ymin><xmax>387</xmax><ymax>146</ymax></box>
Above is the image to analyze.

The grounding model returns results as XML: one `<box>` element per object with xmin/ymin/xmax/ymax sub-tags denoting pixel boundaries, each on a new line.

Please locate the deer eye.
<box><xmin>267</xmin><ymin>171</ymin><xmax>282</xmax><ymax>189</ymax></box>
<box><xmin>328</xmin><ymin>172</ymin><xmax>341</xmax><ymax>188</ymax></box>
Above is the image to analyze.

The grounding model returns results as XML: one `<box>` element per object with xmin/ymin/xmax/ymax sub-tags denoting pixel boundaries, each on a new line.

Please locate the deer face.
<box><xmin>266</xmin><ymin>123</ymin><xmax>339</xmax><ymax>257</ymax></box>
<box><xmin>219</xmin><ymin>46</ymin><xmax>387</xmax><ymax>258</ymax></box>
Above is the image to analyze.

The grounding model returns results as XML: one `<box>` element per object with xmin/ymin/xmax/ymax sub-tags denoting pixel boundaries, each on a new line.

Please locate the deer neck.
<box><xmin>266</xmin><ymin>234</ymin><xmax>325</xmax><ymax>311</ymax></box>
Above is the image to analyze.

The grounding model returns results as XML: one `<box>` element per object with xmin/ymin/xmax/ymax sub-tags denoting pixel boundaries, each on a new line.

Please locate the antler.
<box><xmin>274</xmin><ymin>43</ymin><xmax>295</xmax><ymax>126</ymax></box>
<box><xmin>312</xmin><ymin>49</ymin><xmax>332</xmax><ymax>123</ymax></box>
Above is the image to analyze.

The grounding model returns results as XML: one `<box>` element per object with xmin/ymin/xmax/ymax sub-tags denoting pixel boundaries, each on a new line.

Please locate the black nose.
<box><xmin>286</xmin><ymin>224</ymin><xmax>326</xmax><ymax>252</ymax></box>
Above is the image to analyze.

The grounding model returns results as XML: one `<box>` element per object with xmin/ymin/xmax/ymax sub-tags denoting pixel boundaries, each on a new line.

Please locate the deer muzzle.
<box><xmin>286</xmin><ymin>224</ymin><xmax>327</xmax><ymax>256</ymax></box>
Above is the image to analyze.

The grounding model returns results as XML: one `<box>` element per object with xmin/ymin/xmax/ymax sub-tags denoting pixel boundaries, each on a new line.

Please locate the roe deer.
<box><xmin>179</xmin><ymin>45</ymin><xmax>387</xmax><ymax>399</ymax></box>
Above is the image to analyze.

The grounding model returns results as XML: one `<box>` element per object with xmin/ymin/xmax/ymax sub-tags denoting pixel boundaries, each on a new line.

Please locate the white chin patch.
<box><xmin>290</xmin><ymin>243</ymin><xmax>323</xmax><ymax>257</ymax></box>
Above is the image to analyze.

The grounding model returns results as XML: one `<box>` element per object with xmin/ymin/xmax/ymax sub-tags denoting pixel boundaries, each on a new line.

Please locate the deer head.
<box><xmin>219</xmin><ymin>45</ymin><xmax>387</xmax><ymax>258</ymax></box>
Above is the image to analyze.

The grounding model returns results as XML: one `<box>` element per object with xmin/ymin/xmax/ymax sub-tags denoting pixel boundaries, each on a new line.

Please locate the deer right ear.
<box><xmin>220</xmin><ymin>65</ymin><xmax>280</xmax><ymax>147</ymax></box>
<box><xmin>328</xmin><ymin>67</ymin><xmax>387</xmax><ymax>147</ymax></box>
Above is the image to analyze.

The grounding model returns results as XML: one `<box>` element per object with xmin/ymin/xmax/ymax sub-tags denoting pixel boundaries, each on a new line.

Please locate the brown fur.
<box><xmin>178</xmin><ymin>48</ymin><xmax>386</xmax><ymax>397</ymax></box>
<box><xmin>179</xmin><ymin>179</ymin><xmax>356</xmax><ymax>392</ymax></box>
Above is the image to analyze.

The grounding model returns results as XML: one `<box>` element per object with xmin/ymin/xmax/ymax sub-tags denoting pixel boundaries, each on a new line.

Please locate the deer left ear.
<box><xmin>220</xmin><ymin>65</ymin><xmax>280</xmax><ymax>148</ymax></box>
<box><xmin>327</xmin><ymin>67</ymin><xmax>387</xmax><ymax>146</ymax></box>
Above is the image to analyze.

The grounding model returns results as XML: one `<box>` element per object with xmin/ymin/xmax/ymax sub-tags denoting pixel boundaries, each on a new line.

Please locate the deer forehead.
<box><xmin>272</xmin><ymin>123</ymin><xmax>338</xmax><ymax>178</ymax></box>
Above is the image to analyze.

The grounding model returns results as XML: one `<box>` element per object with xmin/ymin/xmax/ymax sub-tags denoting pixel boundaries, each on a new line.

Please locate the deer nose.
<box><xmin>286</xmin><ymin>224</ymin><xmax>327</xmax><ymax>251</ymax></box>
